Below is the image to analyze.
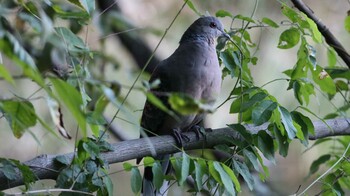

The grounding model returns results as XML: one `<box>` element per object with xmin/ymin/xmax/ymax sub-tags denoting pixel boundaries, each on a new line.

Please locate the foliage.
<box><xmin>0</xmin><ymin>0</ymin><xmax>349</xmax><ymax>195</ymax></box>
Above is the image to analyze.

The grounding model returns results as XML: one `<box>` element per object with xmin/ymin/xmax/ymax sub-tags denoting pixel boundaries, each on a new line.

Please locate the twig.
<box><xmin>297</xmin><ymin>142</ymin><xmax>350</xmax><ymax>195</ymax></box>
<box><xmin>291</xmin><ymin>0</ymin><xmax>350</xmax><ymax>68</ymax></box>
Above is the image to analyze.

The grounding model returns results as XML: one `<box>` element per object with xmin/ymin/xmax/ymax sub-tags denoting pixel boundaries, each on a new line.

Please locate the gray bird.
<box><xmin>138</xmin><ymin>16</ymin><xmax>228</xmax><ymax>196</ymax></box>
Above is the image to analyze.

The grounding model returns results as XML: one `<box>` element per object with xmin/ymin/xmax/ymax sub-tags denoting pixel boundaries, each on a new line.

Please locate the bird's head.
<box><xmin>180</xmin><ymin>16</ymin><xmax>229</xmax><ymax>44</ymax></box>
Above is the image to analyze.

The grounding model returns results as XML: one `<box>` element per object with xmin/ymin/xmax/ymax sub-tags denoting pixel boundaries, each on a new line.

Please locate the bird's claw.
<box><xmin>172</xmin><ymin>128</ymin><xmax>190</xmax><ymax>147</ymax></box>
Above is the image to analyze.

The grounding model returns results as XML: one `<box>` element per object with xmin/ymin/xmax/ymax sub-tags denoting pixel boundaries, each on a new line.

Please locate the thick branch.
<box><xmin>1</xmin><ymin>118</ymin><xmax>349</xmax><ymax>190</ymax></box>
<box><xmin>291</xmin><ymin>0</ymin><xmax>350</xmax><ymax>68</ymax></box>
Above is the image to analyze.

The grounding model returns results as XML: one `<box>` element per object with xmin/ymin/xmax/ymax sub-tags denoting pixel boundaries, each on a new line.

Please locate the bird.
<box><xmin>138</xmin><ymin>16</ymin><xmax>228</xmax><ymax>196</ymax></box>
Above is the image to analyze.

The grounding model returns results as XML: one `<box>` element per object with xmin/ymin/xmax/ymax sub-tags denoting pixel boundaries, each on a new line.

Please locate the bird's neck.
<box><xmin>179</xmin><ymin>34</ymin><xmax>215</xmax><ymax>45</ymax></box>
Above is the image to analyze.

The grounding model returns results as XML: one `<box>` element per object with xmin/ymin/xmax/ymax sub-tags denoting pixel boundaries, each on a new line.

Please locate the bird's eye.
<box><xmin>209</xmin><ymin>22</ymin><xmax>217</xmax><ymax>28</ymax></box>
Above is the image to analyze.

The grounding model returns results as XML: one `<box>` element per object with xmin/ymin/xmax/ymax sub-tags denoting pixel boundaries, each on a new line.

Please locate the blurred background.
<box><xmin>0</xmin><ymin>0</ymin><xmax>349</xmax><ymax>195</ymax></box>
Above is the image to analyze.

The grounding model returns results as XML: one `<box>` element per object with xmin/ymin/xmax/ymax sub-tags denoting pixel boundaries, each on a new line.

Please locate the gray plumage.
<box><xmin>139</xmin><ymin>16</ymin><xmax>227</xmax><ymax>196</ymax></box>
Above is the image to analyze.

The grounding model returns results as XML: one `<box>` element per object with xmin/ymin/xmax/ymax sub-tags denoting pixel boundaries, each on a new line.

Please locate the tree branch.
<box><xmin>291</xmin><ymin>0</ymin><xmax>350</xmax><ymax>69</ymax></box>
<box><xmin>1</xmin><ymin>118</ymin><xmax>349</xmax><ymax>190</ymax></box>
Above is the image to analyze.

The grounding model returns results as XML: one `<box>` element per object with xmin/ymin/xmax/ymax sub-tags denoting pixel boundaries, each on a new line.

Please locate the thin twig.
<box><xmin>291</xmin><ymin>0</ymin><xmax>350</xmax><ymax>68</ymax></box>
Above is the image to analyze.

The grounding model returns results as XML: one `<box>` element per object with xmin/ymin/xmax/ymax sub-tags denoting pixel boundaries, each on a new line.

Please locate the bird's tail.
<box><xmin>142</xmin><ymin>154</ymin><xmax>171</xmax><ymax>196</ymax></box>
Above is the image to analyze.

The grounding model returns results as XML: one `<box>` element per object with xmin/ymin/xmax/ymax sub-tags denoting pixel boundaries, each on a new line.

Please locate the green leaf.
<box><xmin>213</xmin><ymin>162</ymin><xmax>236</xmax><ymax>195</ymax></box>
<box><xmin>0</xmin><ymin>31</ymin><xmax>45</xmax><ymax>87</ymax></box>
<box><xmin>123</xmin><ymin>162</ymin><xmax>133</xmax><ymax>171</ymax></box>
<box><xmin>169</xmin><ymin>93</ymin><xmax>215</xmax><ymax>115</ymax></box>
<box><xmin>311</xmin><ymin>65</ymin><xmax>336</xmax><ymax>95</ymax></box>
<box><xmin>272</xmin><ymin>123</ymin><xmax>289</xmax><ymax>157</ymax></box>
<box><xmin>216</xmin><ymin>10</ymin><xmax>233</xmax><ymax>18</ymax></box>
<box><xmin>230</xmin><ymin>92</ymin><xmax>267</xmax><ymax>113</ymax></box>
<box><xmin>208</xmin><ymin>161</ymin><xmax>221</xmax><ymax>183</ymax></box>
<box><xmin>262</xmin><ymin>17</ymin><xmax>279</xmax><ymax>28</ymax></box>
<box><xmin>83</xmin><ymin>140</ymin><xmax>100</xmax><ymax>160</ymax></box>
<box><xmin>220</xmin><ymin>50</ymin><xmax>241</xmax><ymax>78</ymax></box>
<box><xmin>228</xmin><ymin>124</ymin><xmax>252</xmax><ymax>143</ymax></box>
<box><xmin>252</xmin><ymin>100</ymin><xmax>277</xmax><ymax>125</ymax></box>
<box><xmin>185</xmin><ymin>0</ymin><xmax>201</xmax><ymax>16</ymax></box>
<box><xmin>309</xmin><ymin>154</ymin><xmax>331</xmax><ymax>175</ymax></box>
<box><xmin>0</xmin><ymin>64</ymin><xmax>15</xmax><ymax>85</ymax></box>
<box><xmin>306</xmin><ymin>44</ymin><xmax>317</xmax><ymax>69</ymax></box>
<box><xmin>345</xmin><ymin>15</ymin><xmax>350</xmax><ymax>33</ymax></box>
<box><xmin>255</xmin><ymin>131</ymin><xmax>275</xmax><ymax>163</ymax></box>
<box><xmin>168</xmin><ymin>93</ymin><xmax>199</xmax><ymax>115</ymax></box>
<box><xmin>292</xmin><ymin>111</ymin><xmax>314</xmax><ymax>138</ymax></box>
<box><xmin>281</xmin><ymin>4</ymin><xmax>300</xmax><ymax>23</ymax></box>
<box><xmin>243</xmin><ymin>149</ymin><xmax>260</xmax><ymax>171</ymax></box>
<box><xmin>194</xmin><ymin>160</ymin><xmax>205</xmax><ymax>191</ymax></box>
<box><xmin>55</xmin><ymin>27</ymin><xmax>88</xmax><ymax>54</ymax></box>
<box><xmin>131</xmin><ymin>167</ymin><xmax>142</xmax><ymax>195</ymax></box>
<box><xmin>0</xmin><ymin>100</ymin><xmax>37</xmax><ymax>138</ymax></box>
<box><xmin>180</xmin><ymin>152</ymin><xmax>190</xmax><ymax>186</ymax></box>
<box><xmin>327</xmin><ymin>48</ymin><xmax>337</xmax><ymax>67</ymax></box>
<box><xmin>325</xmin><ymin>68</ymin><xmax>350</xmax><ymax>80</ymax></box>
<box><xmin>233</xmin><ymin>160</ymin><xmax>254</xmax><ymax>190</ymax></box>
<box><xmin>67</xmin><ymin>0</ymin><xmax>95</xmax><ymax>14</ymax></box>
<box><xmin>222</xmin><ymin>164</ymin><xmax>241</xmax><ymax>192</ymax></box>
<box><xmin>102</xmin><ymin>172</ymin><xmax>114</xmax><ymax>196</ymax></box>
<box><xmin>12</xmin><ymin>159</ymin><xmax>36</xmax><ymax>189</ymax></box>
<box><xmin>278</xmin><ymin>106</ymin><xmax>297</xmax><ymax>139</ymax></box>
<box><xmin>50</xmin><ymin>78</ymin><xmax>87</xmax><ymax>135</ymax></box>
<box><xmin>55</xmin><ymin>155</ymin><xmax>71</xmax><ymax>166</ymax></box>
<box><xmin>52</xmin><ymin>5</ymin><xmax>90</xmax><ymax>19</ymax></box>
<box><xmin>143</xmin><ymin>157</ymin><xmax>155</xmax><ymax>167</ymax></box>
<box><xmin>235</xmin><ymin>14</ymin><xmax>256</xmax><ymax>23</ymax></box>
<box><xmin>304</xmin><ymin>15</ymin><xmax>322</xmax><ymax>43</ymax></box>
<box><xmin>152</xmin><ymin>161</ymin><xmax>164</xmax><ymax>190</ymax></box>
<box><xmin>0</xmin><ymin>159</ymin><xmax>17</xmax><ymax>180</ymax></box>
<box><xmin>278</xmin><ymin>27</ymin><xmax>300</xmax><ymax>49</ymax></box>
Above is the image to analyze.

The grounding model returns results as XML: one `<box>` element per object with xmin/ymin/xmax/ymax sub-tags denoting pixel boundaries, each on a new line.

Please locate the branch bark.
<box><xmin>1</xmin><ymin>118</ymin><xmax>349</xmax><ymax>190</ymax></box>
<box><xmin>291</xmin><ymin>0</ymin><xmax>350</xmax><ymax>69</ymax></box>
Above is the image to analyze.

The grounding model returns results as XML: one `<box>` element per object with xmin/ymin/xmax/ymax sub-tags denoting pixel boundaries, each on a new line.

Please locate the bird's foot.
<box><xmin>172</xmin><ymin>128</ymin><xmax>190</xmax><ymax>147</ymax></box>
<box><xmin>189</xmin><ymin>125</ymin><xmax>212</xmax><ymax>140</ymax></box>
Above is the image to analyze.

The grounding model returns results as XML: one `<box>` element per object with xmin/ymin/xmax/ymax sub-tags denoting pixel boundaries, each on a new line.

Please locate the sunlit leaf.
<box><xmin>169</xmin><ymin>93</ymin><xmax>214</xmax><ymax>115</ymax></box>
<box><xmin>216</xmin><ymin>10</ymin><xmax>233</xmax><ymax>18</ymax></box>
<box><xmin>278</xmin><ymin>28</ymin><xmax>300</xmax><ymax>49</ymax></box>
<box><xmin>67</xmin><ymin>0</ymin><xmax>95</xmax><ymax>15</ymax></box>
<box><xmin>304</xmin><ymin>14</ymin><xmax>322</xmax><ymax>43</ymax></box>
<box><xmin>345</xmin><ymin>15</ymin><xmax>350</xmax><ymax>33</ymax></box>
<box><xmin>235</xmin><ymin>14</ymin><xmax>256</xmax><ymax>23</ymax></box>
<box><xmin>262</xmin><ymin>17</ymin><xmax>279</xmax><ymax>28</ymax></box>
<box><xmin>327</xmin><ymin>47</ymin><xmax>337</xmax><ymax>67</ymax></box>
<box><xmin>0</xmin><ymin>64</ymin><xmax>15</xmax><ymax>85</ymax></box>
<box><xmin>185</xmin><ymin>0</ymin><xmax>201</xmax><ymax>16</ymax></box>
<box><xmin>312</xmin><ymin>65</ymin><xmax>336</xmax><ymax>95</ymax></box>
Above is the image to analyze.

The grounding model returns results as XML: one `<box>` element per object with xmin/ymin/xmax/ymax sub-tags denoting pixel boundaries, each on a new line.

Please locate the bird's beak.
<box><xmin>220</xmin><ymin>30</ymin><xmax>234</xmax><ymax>43</ymax></box>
